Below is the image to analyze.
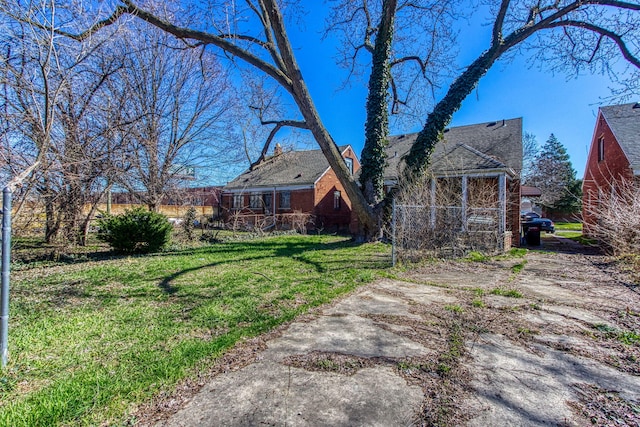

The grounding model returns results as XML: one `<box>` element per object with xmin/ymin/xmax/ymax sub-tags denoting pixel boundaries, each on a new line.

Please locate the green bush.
<box><xmin>97</xmin><ymin>208</ymin><xmax>172</xmax><ymax>253</ymax></box>
<box><xmin>182</xmin><ymin>206</ymin><xmax>198</xmax><ymax>241</ymax></box>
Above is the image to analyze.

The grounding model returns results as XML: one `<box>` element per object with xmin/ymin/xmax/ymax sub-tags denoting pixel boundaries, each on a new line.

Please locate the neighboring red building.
<box><xmin>221</xmin><ymin>145</ymin><xmax>359</xmax><ymax>233</ymax></box>
<box><xmin>582</xmin><ymin>102</ymin><xmax>640</xmax><ymax>236</ymax></box>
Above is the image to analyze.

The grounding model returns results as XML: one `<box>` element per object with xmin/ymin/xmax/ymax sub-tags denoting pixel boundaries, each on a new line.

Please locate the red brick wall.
<box><xmin>313</xmin><ymin>147</ymin><xmax>360</xmax><ymax>233</ymax></box>
<box><xmin>582</xmin><ymin>114</ymin><xmax>634</xmax><ymax>236</ymax></box>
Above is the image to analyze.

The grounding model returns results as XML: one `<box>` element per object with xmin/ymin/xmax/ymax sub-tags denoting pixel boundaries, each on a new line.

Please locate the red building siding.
<box><xmin>312</xmin><ymin>147</ymin><xmax>359</xmax><ymax>233</ymax></box>
<box><xmin>582</xmin><ymin>114</ymin><xmax>634</xmax><ymax>236</ymax></box>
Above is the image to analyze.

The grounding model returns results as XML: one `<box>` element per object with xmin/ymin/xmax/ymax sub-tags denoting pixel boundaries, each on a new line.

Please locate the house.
<box><xmin>221</xmin><ymin>145</ymin><xmax>359</xmax><ymax>232</ymax></box>
<box><xmin>383</xmin><ymin>118</ymin><xmax>523</xmax><ymax>248</ymax></box>
<box><xmin>582</xmin><ymin>102</ymin><xmax>640</xmax><ymax>235</ymax></box>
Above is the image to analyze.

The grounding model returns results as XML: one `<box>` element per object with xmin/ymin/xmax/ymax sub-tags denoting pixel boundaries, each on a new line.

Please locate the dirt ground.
<box><xmin>135</xmin><ymin>235</ymin><xmax>640</xmax><ymax>426</ymax></box>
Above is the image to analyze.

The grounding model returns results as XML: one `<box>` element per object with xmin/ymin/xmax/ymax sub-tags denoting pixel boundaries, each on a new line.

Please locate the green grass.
<box><xmin>489</xmin><ymin>287</ymin><xmax>523</xmax><ymax>298</ymax></box>
<box><xmin>444</xmin><ymin>304</ymin><xmax>464</xmax><ymax>313</ymax></box>
<box><xmin>554</xmin><ymin>222</ymin><xmax>583</xmax><ymax>231</ymax></box>
<box><xmin>471</xmin><ymin>299</ymin><xmax>485</xmax><ymax>308</ymax></box>
<box><xmin>1</xmin><ymin>234</ymin><xmax>390</xmax><ymax>426</ymax></box>
<box><xmin>555</xmin><ymin>230</ymin><xmax>583</xmax><ymax>239</ymax></box>
<box><xmin>464</xmin><ymin>251</ymin><xmax>490</xmax><ymax>262</ymax></box>
<box><xmin>593</xmin><ymin>323</ymin><xmax>640</xmax><ymax>345</ymax></box>
<box><xmin>552</xmin><ymin>223</ymin><xmax>598</xmax><ymax>244</ymax></box>
<box><xmin>510</xmin><ymin>260</ymin><xmax>527</xmax><ymax>274</ymax></box>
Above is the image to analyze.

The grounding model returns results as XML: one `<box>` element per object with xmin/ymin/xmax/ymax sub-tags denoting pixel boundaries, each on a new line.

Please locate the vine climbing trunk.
<box><xmin>360</xmin><ymin>0</ymin><xmax>397</xmax><ymax>208</ymax></box>
<box><xmin>404</xmin><ymin>46</ymin><xmax>505</xmax><ymax>179</ymax></box>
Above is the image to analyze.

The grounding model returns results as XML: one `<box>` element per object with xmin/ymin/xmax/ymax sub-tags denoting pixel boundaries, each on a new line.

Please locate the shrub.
<box><xmin>585</xmin><ymin>179</ymin><xmax>640</xmax><ymax>255</ymax></box>
<box><xmin>182</xmin><ymin>206</ymin><xmax>198</xmax><ymax>241</ymax></box>
<box><xmin>97</xmin><ymin>208</ymin><xmax>172</xmax><ymax>253</ymax></box>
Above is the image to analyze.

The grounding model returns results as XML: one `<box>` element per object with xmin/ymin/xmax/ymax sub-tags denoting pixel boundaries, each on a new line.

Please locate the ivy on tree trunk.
<box><xmin>360</xmin><ymin>0</ymin><xmax>397</xmax><ymax>208</ymax></box>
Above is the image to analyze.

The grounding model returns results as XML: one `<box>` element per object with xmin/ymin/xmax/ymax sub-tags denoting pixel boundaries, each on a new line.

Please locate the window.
<box><xmin>280</xmin><ymin>191</ymin><xmax>291</xmax><ymax>209</ymax></box>
<box><xmin>333</xmin><ymin>190</ymin><xmax>341</xmax><ymax>210</ymax></box>
<box><xmin>263</xmin><ymin>193</ymin><xmax>273</xmax><ymax>212</ymax></box>
<box><xmin>250</xmin><ymin>193</ymin><xmax>262</xmax><ymax>209</ymax></box>
<box><xmin>598</xmin><ymin>136</ymin><xmax>605</xmax><ymax>162</ymax></box>
<box><xmin>232</xmin><ymin>194</ymin><xmax>243</xmax><ymax>209</ymax></box>
<box><xmin>344</xmin><ymin>157</ymin><xmax>354</xmax><ymax>175</ymax></box>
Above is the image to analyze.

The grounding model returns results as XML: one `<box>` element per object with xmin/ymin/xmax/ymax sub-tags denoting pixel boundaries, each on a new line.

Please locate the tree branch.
<box><xmin>250</xmin><ymin>119</ymin><xmax>308</xmax><ymax>170</ymax></box>
<box><xmin>492</xmin><ymin>0</ymin><xmax>511</xmax><ymax>46</ymax></box>
<box><xmin>547</xmin><ymin>20</ymin><xmax>640</xmax><ymax>68</ymax></box>
<box><xmin>64</xmin><ymin>0</ymin><xmax>294</xmax><ymax>92</ymax></box>
<box><xmin>390</xmin><ymin>55</ymin><xmax>426</xmax><ymax>75</ymax></box>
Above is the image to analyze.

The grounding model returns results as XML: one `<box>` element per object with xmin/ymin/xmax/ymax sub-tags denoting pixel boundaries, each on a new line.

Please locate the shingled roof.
<box><xmin>384</xmin><ymin>118</ymin><xmax>523</xmax><ymax>181</ymax></box>
<box><xmin>225</xmin><ymin>146</ymin><xmax>350</xmax><ymax>190</ymax></box>
<box><xmin>600</xmin><ymin>103</ymin><xmax>640</xmax><ymax>172</ymax></box>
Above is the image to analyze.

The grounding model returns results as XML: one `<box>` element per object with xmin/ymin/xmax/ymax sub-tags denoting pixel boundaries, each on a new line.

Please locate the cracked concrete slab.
<box><xmin>468</xmin><ymin>333</ymin><xmax>640</xmax><ymax>427</ymax></box>
<box><xmin>161</xmin><ymin>362</ymin><xmax>422</xmax><ymax>427</ymax></box>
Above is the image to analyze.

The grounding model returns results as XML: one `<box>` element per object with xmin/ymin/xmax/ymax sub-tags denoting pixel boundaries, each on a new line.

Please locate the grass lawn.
<box><xmin>553</xmin><ymin>222</ymin><xmax>583</xmax><ymax>239</ymax></box>
<box><xmin>554</xmin><ymin>222</ymin><xmax>583</xmax><ymax>232</ymax></box>
<box><xmin>1</xmin><ymin>234</ymin><xmax>390</xmax><ymax>426</ymax></box>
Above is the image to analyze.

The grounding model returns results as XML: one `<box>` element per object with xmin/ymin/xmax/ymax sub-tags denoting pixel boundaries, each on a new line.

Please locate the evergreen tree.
<box><xmin>527</xmin><ymin>134</ymin><xmax>581</xmax><ymax>215</ymax></box>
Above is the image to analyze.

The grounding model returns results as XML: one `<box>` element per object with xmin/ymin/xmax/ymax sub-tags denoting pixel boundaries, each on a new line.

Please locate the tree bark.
<box><xmin>262</xmin><ymin>0</ymin><xmax>378</xmax><ymax>238</ymax></box>
<box><xmin>360</xmin><ymin>0</ymin><xmax>397</xmax><ymax>208</ymax></box>
<box><xmin>404</xmin><ymin>46</ymin><xmax>503</xmax><ymax>179</ymax></box>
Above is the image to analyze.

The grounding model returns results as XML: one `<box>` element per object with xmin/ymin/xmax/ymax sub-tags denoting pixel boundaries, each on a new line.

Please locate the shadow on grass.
<box><xmin>157</xmin><ymin>237</ymin><xmax>378</xmax><ymax>295</ymax></box>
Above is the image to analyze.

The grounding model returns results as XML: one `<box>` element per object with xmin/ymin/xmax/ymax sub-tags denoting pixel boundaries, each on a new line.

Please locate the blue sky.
<box><xmin>271</xmin><ymin>2</ymin><xmax>638</xmax><ymax>181</ymax></box>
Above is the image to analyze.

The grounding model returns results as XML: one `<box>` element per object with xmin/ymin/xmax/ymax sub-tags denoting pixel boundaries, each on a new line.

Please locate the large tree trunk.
<box><xmin>360</xmin><ymin>0</ymin><xmax>397</xmax><ymax>209</ymax></box>
<box><xmin>263</xmin><ymin>0</ymin><xmax>378</xmax><ymax>239</ymax></box>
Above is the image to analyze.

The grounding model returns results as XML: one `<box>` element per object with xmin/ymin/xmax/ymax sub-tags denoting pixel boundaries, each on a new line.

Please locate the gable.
<box><xmin>600</xmin><ymin>103</ymin><xmax>640</xmax><ymax>173</ymax></box>
<box><xmin>431</xmin><ymin>143</ymin><xmax>507</xmax><ymax>174</ymax></box>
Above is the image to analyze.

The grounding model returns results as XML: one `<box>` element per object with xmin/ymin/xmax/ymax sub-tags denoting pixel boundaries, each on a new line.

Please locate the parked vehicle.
<box><xmin>521</xmin><ymin>212</ymin><xmax>555</xmax><ymax>233</ymax></box>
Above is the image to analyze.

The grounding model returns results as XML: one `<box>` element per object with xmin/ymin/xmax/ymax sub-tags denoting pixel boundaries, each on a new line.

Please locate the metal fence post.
<box><xmin>1</xmin><ymin>187</ymin><xmax>11</xmax><ymax>369</ymax></box>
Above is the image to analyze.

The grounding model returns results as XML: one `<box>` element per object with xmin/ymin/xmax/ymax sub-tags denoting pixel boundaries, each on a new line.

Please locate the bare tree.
<box><xmin>327</xmin><ymin>0</ymin><xmax>459</xmax><ymax>210</ymax></box>
<box><xmin>1</xmin><ymin>1</ymin><xmax>85</xmax><ymax>240</ymax></box>
<box><xmin>113</xmin><ymin>25</ymin><xmax>236</xmax><ymax>211</ymax></box>
<box><xmin>0</xmin><ymin>1</ymin><xmax>134</xmax><ymax>243</ymax></box>
<box><xmin>60</xmin><ymin>0</ymin><xmax>640</xmax><ymax>239</ymax></box>
<box><xmin>521</xmin><ymin>131</ymin><xmax>539</xmax><ymax>183</ymax></box>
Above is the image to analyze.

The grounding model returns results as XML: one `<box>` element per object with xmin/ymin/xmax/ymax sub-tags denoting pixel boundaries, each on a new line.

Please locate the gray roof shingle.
<box><xmin>225</xmin><ymin>147</ymin><xmax>347</xmax><ymax>190</ymax></box>
<box><xmin>384</xmin><ymin>118</ymin><xmax>523</xmax><ymax>181</ymax></box>
<box><xmin>600</xmin><ymin>103</ymin><xmax>640</xmax><ymax>168</ymax></box>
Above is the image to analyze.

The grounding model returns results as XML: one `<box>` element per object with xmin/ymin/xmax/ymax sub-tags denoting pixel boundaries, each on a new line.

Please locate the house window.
<box><xmin>280</xmin><ymin>191</ymin><xmax>291</xmax><ymax>209</ymax></box>
<box><xmin>263</xmin><ymin>193</ymin><xmax>273</xmax><ymax>212</ymax></box>
<box><xmin>344</xmin><ymin>157</ymin><xmax>354</xmax><ymax>175</ymax></box>
<box><xmin>334</xmin><ymin>190</ymin><xmax>341</xmax><ymax>210</ymax></box>
<box><xmin>250</xmin><ymin>193</ymin><xmax>262</xmax><ymax>209</ymax></box>
<box><xmin>232</xmin><ymin>194</ymin><xmax>243</xmax><ymax>209</ymax></box>
<box><xmin>598</xmin><ymin>136</ymin><xmax>605</xmax><ymax>162</ymax></box>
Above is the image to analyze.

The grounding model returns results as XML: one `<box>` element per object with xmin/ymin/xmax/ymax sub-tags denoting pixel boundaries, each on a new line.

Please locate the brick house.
<box><xmin>383</xmin><ymin>118</ymin><xmax>523</xmax><ymax>248</ymax></box>
<box><xmin>582</xmin><ymin>102</ymin><xmax>640</xmax><ymax>235</ymax></box>
<box><xmin>221</xmin><ymin>145</ymin><xmax>359</xmax><ymax>232</ymax></box>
